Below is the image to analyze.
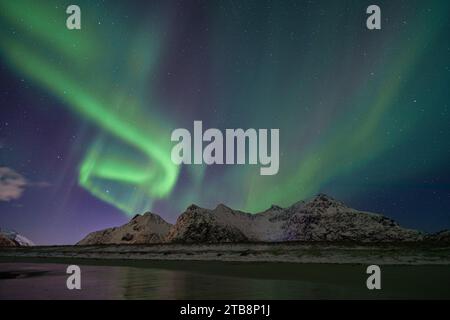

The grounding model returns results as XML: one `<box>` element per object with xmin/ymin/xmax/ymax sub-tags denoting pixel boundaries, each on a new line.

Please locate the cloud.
<box><xmin>0</xmin><ymin>167</ymin><xmax>27</xmax><ymax>201</ymax></box>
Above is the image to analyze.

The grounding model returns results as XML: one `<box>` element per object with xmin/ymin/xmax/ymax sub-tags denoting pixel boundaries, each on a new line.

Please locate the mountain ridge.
<box><xmin>77</xmin><ymin>194</ymin><xmax>438</xmax><ymax>245</ymax></box>
<box><xmin>0</xmin><ymin>230</ymin><xmax>34</xmax><ymax>247</ymax></box>
<box><xmin>77</xmin><ymin>212</ymin><xmax>172</xmax><ymax>245</ymax></box>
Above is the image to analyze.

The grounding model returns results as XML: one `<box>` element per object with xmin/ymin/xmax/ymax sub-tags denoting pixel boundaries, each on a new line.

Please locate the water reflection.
<box><xmin>0</xmin><ymin>262</ymin><xmax>449</xmax><ymax>299</ymax></box>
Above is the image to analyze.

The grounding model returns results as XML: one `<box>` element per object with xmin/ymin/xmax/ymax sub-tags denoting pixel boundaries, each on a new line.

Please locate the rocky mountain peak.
<box><xmin>268</xmin><ymin>204</ymin><xmax>283</xmax><ymax>211</ymax></box>
<box><xmin>0</xmin><ymin>234</ymin><xmax>17</xmax><ymax>247</ymax></box>
<box><xmin>130</xmin><ymin>212</ymin><xmax>166</xmax><ymax>226</ymax></box>
<box><xmin>304</xmin><ymin>193</ymin><xmax>347</xmax><ymax>211</ymax></box>
<box><xmin>214</xmin><ymin>203</ymin><xmax>232</xmax><ymax>212</ymax></box>
<box><xmin>187</xmin><ymin>204</ymin><xmax>201</xmax><ymax>211</ymax></box>
<box><xmin>288</xmin><ymin>200</ymin><xmax>305</xmax><ymax>211</ymax></box>
<box><xmin>77</xmin><ymin>210</ymin><xmax>173</xmax><ymax>245</ymax></box>
<box><xmin>78</xmin><ymin>193</ymin><xmax>426</xmax><ymax>245</ymax></box>
<box><xmin>0</xmin><ymin>229</ymin><xmax>34</xmax><ymax>246</ymax></box>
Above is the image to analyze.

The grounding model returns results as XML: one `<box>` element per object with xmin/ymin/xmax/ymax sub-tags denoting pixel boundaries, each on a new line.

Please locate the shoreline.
<box><xmin>1</xmin><ymin>242</ymin><xmax>450</xmax><ymax>265</ymax></box>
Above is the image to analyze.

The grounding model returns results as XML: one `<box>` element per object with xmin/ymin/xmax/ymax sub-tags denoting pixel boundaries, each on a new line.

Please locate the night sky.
<box><xmin>1</xmin><ymin>0</ymin><xmax>449</xmax><ymax>245</ymax></box>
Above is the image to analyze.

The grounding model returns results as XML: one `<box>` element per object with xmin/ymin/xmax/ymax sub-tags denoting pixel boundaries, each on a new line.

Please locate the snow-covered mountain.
<box><xmin>0</xmin><ymin>234</ymin><xmax>16</xmax><ymax>247</ymax></box>
<box><xmin>166</xmin><ymin>194</ymin><xmax>423</xmax><ymax>243</ymax></box>
<box><xmin>77</xmin><ymin>212</ymin><xmax>172</xmax><ymax>245</ymax></box>
<box><xmin>78</xmin><ymin>194</ymin><xmax>425</xmax><ymax>245</ymax></box>
<box><xmin>0</xmin><ymin>230</ymin><xmax>34</xmax><ymax>246</ymax></box>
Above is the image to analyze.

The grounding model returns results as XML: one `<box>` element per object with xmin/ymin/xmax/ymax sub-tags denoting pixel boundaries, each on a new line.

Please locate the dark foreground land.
<box><xmin>1</xmin><ymin>243</ymin><xmax>450</xmax><ymax>299</ymax></box>
<box><xmin>1</xmin><ymin>242</ymin><xmax>450</xmax><ymax>265</ymax></box>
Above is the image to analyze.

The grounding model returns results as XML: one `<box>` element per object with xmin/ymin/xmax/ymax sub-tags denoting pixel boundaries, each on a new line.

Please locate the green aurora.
<box><xmin>1</xmin><ymin>0</ymin><xmax>449</xmax><ymax>219</ymax></box>
<box><xmin>0</xmin><ymin>1</ymin><xmax>181</xmax><ymax>215</ymax></box>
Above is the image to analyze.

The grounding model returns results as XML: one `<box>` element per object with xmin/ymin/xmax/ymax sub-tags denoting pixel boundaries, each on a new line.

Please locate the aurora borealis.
<box><xmin>1</xmin><ymin>0</ymin><xmax>450</xmax><ymax>244</ymax></box>
<box><xmin>0</xmin><ymin>0</ymin><xmax>180</xmax><ymax>215</ymax></box>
